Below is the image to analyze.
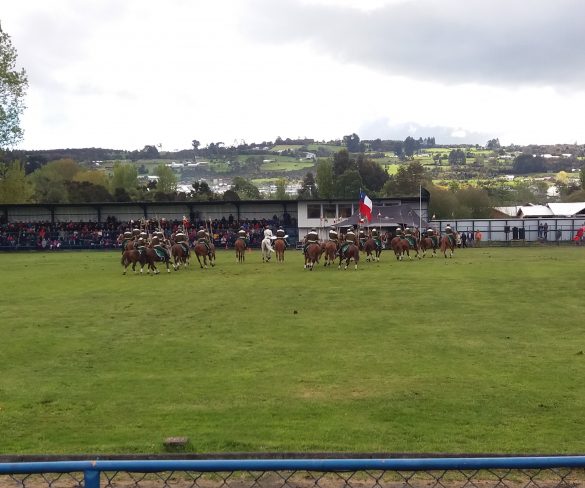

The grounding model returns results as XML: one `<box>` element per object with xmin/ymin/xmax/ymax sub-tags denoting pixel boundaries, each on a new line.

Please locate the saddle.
<box><xmin>179</xmin><ymin>242</ymin><xmax>190</xmax><ymax>254</ymax></box>
<box><xmin>154</xmin><ymin>246</ymin><xmax>168</xmax><ymax>260</ymax></box>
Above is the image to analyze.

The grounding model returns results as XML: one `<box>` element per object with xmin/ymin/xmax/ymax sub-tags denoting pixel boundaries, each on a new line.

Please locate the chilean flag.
<box><xmin>359</xmin><ymin>191</ymin><xmax>373</xmax><ymax>222</ymax></box>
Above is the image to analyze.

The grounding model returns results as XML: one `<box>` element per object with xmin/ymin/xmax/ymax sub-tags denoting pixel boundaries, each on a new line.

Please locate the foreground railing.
<box><xmin>2</xmin><ymin>457</ymin><xmax>585</xmax><ymax>488</ymax></box>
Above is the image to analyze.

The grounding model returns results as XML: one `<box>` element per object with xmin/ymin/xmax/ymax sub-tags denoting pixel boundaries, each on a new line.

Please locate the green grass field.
<box><xmin>1</xmin><ymin>247</ymin><xmax>585</xmax><ymax>455</ymax></box>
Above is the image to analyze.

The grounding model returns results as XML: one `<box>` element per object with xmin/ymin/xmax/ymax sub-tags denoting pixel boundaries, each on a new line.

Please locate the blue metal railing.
<box><xmin>2</xmin><ymin>457</ymin><xmax>585</xmax><ymax>488</ymax></box>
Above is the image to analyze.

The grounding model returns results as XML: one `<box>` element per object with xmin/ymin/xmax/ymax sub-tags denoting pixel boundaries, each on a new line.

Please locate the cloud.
<box><xmin>241</xmin><ymin>0</ymin><xmax>585</xmax><ymax>88</ymax></box>
<box><xmin>358</xmin><ymin>118</ymin><xmax>494</xmax><ymax>144</ymax></box>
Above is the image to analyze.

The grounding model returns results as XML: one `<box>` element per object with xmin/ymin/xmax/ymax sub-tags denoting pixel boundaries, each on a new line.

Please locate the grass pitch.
<box><xmin>1</xmin><ymin>247</ymin><xmax>585</xmax><ymax>455</ymax></box>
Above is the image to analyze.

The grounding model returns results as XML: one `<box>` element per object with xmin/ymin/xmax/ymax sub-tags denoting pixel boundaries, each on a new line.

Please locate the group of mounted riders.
<box><xmin>301</xmin><ymin>222</ymin><xmax>458</xmax><ymax>269</ymax></box>
<box><xmin>119</xmin><ymin>225</ymin><xmax>216</xmax><ymax>274</ymax></box>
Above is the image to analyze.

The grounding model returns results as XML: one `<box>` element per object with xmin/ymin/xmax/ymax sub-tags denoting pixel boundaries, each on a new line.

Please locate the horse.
<box><xmin>391</xmin><ymin>236</ymin><xmax>420</xmax><ymax>260</ymax></box>
<box><xmin>261</xmin><ymin>236</ymin><xmax>274</xmax><ymax>263</ymax></box>
<box><xmin>363</xmin><ymin>237</ymin><xmax>382</xmax><ymax>262</ymax></box>
<box><xmin>321</xmin><ymin>240</ymin><xmax>338</xmax><ymax>266</ymax></box>
<box><xmin>338</xmin><ymin>242</ymin><xmax>360</xmax><ymax>270</ymax></box>
<box><xmin>440</xmin><ymin>235</ymin><xmax>456</xmax><ymax>258</ymax></box>
<box><xmin>121</xmin><ymin>249</ymin><xmax>147</xmax><ymax>274</ymax></box>
<box><xmin>274</xmin><ymin>238</ymin><xmax>286</xmax><ymax>263</ymax></box>
<box><xmin>419</xmin><ymin>236</ymin><xmax>438</xmax><ymax>258</ymax></box>
<box><xmin>193</xmin><ymin>241</ymin><xmax>215</xmax><ymax>268</ymax></box>
<box><xmin>235</xmin><ymin>238</ymin><xmax>246</xmax><ymax>263</ymax></box>
<box><xmin>144</xmin><ymin>246</ymin><xmax>172</xmax><ymax>274</ymax></box>
<box><xmin>304</xmin><ymin>242</ymin><xmax>321</xmax><ymax>270</ymax></box>
<box><xmin>171</xmin><ymin>242</ymin><xmax>190</xmax><ymax>270</ymax></box>
<box><xmin>117</xmin><ymin>235</ymin><xmax>135</xmax><ymax>253</ymax></box>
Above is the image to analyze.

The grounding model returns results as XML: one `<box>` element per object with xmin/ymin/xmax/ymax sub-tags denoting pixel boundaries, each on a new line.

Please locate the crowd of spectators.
<box><xmin>0</xmin><ymin>214</ymin><xmax>298</xmax><ymax>250</ymax></box>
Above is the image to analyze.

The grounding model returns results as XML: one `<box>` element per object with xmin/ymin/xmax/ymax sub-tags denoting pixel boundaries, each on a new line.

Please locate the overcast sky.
<box><xmin>3</xmin><ymin>0</ymin><xmax>585</xmax><ymax>150</ymax></box>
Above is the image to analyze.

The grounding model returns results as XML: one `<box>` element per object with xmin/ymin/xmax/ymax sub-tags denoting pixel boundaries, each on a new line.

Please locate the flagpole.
<box><xmin>419</xmin><ymin>184</ymin><xmax>422</xmax><ymax>233</ymax></box>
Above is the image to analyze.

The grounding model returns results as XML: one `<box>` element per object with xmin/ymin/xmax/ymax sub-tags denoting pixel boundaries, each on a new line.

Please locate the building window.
<box><xmin>339</xmin><ymin>204</ymin><xmax>352</xmax><ymax>218</ymax></box>
<box><xmin>307</xmin><ymin>204</ymin><xmax>321</xmax><ymax>219</ymax></box>
<box><xmin>323</xmin><ymin>204</ymin><xmax>336</xmax><ymax>219</ymax></box>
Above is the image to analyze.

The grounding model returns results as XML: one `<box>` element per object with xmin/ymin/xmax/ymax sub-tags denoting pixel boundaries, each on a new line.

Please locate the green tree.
<box><xmin>382</xmin><ymin>161</ymin><xmax>427</xmax><ymax>196</ymax></box>
<box><xmin>191</xmin><ymin>180</ymin><xmax>214</xmax><ymax>201</ymax></box>
<box><xmin>580</xmin><ymin>165</ymin><xmax>585</xmax><ymax>189</ymax></box>
<box><xmin>356</xmin><ymin>154</ymin><xmax>388</xmax><ymax>192</ymax></box>
<box><xmin>28</xmin><ymin>159</ymin><xmax>81</xmax><ymax>203</ymax></box>
<box><xmin>486</xmin><ymin>138</ymin><xmax>501</xmax><ymax>150</ymax></box>
<box><xmin>342</xmin><ymin>133</ymin><xmax>364</xmax><ymax>153</ymax></box>
<box><xmin>154</xmin><ymin>164</ymin><xmax>177</xmax><ymax>194</ymax></box>
<box><xmin>274</xmin><ymin>178</ymin><xmax>288</xmax><ymax>200</ymax></box>
<box><xmin>315</xmin><ymin>159</ymin><xmax>334</xmax><ymax>199</ymax></box>
<box><xmin>0</xmin><ymin>24</ymin><xmax>28</xmax><ymax>148</ymax></box>
<box><xmin>448</xmin><ymin>149</ymin><xmax>466</xmax><ymax>166</ymax></box>
<box><xmin>335</xmin><ymin>169</ymin><xmax>363</xmax><ymax>199</ymax></box>
<box><xmin>298</xmin><ymin>172</ymin><xmax>318</xmax><ymax>199</ymax></box>
<box><xmin>403</xmin><ymin>136</ymin><xmax>417</xmax><ymax>158</ymax></box>
<box><xmin>332</xmin><ymin>149</ymin><xmax>355</xmax><ymax>178</ymax></box>
<box><xmin>110</xmin><ymin>162</ymin><xmax>138</xmax><ymax>196</ymax></box>
<box><xmin>427</xmin><ymin>185</ymin><xmax>459</xmax><ymax>220</ymax></box>
<box><xmin>0</xmin><ymin>160</ymin><xmax>31</xmax><ymax>203</ymax></box>
<box><xmin>232</xmin><ymin>176</ymin><xmax>261</xmax><ymax>199</ymax></box>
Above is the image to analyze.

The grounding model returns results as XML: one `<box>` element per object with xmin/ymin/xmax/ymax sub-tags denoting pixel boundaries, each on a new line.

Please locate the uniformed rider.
<box><xmin>237</xmin><ymin>227</ymin><xmax>249</xmax><ymax>247</ymax></box>
<box><xmin>445</xmin><ymin>224</ymin><xmax>455</xmax><ymax>246</ymax></box>
<box><xmin>120</xmin><ymin>230</ymin><xmax>133</xmax><ymax>252</ymax></box>
<box><xmin>174</xmin><ymin>230</ymin><xmax>190</xmax><ymax>254</ymax></box>
<box><xmin>303</xmin><ymin>228</ymin><xmax>319</xmax><ymax>254</ymax></box>
<box><xmin>340</xmin><ymin>227</ymin><xmax>356</xmax><ymax>256</ymax></box>
<box><xmin>371</xmin><ymin>228</ymin><xmax>381</xmax><ymax>251</ymax></box>
<box><xmin>427</xmin><ymin>227</ymin><xmax>439</xmax><ymax>247</ymax></box>
<box><xmin>358</xmin><ymin>229</ymin><xmax>367</xmax><ymax>248</ymax></box>
<box><xmin>275</xmin><ymin>226</ymin><xmax>289</xmax><ymax>248</ymax></box>
<box><xmin>150</xmin><ymin>233</ymin><xmax>170</xmax><ymax>260</ymax></box>
<box><xmin>404</xmin><ymin>227</ymin><xmax>415</xmax><ymax>247</ymax></box>
<box><xmin>196</xmin><ymin>226</ymin><xmax>211</xmax><ymax>253</ymax></box>
<box><xmin>395</xmin><ymin>226</ymin><xmax>403</xmax><ymax>238</ymax></box>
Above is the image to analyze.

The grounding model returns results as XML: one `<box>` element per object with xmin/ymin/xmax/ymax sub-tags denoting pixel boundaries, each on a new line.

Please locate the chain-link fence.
<box><xmin>2</xmin><ymin>458</ymin><xmax>585</xmax><ymax>488</ymax></box>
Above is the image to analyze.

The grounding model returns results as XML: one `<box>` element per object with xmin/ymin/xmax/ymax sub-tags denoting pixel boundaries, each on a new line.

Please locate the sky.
<box><xmin>3</xmin><ymin>0</ymin><xmax>585</xmax><ymax>150</ymax></box>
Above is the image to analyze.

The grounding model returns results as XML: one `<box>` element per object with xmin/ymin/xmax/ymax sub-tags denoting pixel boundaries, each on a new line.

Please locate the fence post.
<box><xmin>84</xmin><ymin>469</ymin><xmax>100</xmax><ymax>488</ymax></box>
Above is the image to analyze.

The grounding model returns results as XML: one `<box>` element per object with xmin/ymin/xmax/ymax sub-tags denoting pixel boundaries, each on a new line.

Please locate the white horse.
<box><xmin>261</xmin><ymin>229</ymin><xmax>275</xmax><ymax>262</ymax></box>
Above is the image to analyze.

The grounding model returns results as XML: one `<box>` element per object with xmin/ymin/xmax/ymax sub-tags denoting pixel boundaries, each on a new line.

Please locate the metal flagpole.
<box><xmin>419</xmin><ymin>184</ymin><xmax>422</xmax><ymax>233</ymax></box>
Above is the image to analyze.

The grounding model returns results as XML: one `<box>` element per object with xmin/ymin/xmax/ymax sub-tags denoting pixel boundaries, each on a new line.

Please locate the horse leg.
<box><xmin>197</xmin><ymin>253</ymin><xmax>204</xmax><ymax>268</ymax></box>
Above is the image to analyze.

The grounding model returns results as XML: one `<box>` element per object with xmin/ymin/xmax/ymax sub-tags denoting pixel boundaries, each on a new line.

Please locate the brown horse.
<box><xmin>420</xmin><ymin>236</ymin><xmax>438</xmax><ymax>258</ymax></box>
<box><xmin>338</xmin><ymin>242</ymin><xmax>360</xmax><ymax>270</ymax></box>
<box><xmin>144</xmin><ymin>246</ymin><xmax>172</xmax><ymax>274</ymax></box>
<box><xmin>304</xmin><ymin>242</ymin><xmax>321</xmax><ymax>270</ymax></box>
<box><xmin>363</xmin><ymin>237</ymin><xmax>382</xmax><ymax>262</ymax></box>
<box><xmin>121</xmin><ymin>249</ymin><xmax>147</xmax><ymax>274</ymax></box>
<box><xmin>193</xmin><ymin>241</ymin><xmax>215</xmax><ymax>268</ymax></box>
<box><xmin>274</xmin><ymin>238</ymin><xmax>286</xmax><ymax>263</ymax></box>
<box><xmin>117</xmin><ymin>235</ymin><xmax>135</xmax><ymax>253</ymax></box>
<box><xmin>391</xmin><ymin>236</ymin><xmax>420</xmax><ymax>260</ymax></box>
<box><xmin>440</xmin><ymin>235</ymin><xmax>456</xmax><ymax>258</ymax></box>
<box><xmin>171</xmin><ymin>242</ymin><xmax>190</xmax><ymax>270</ymax></box>
<box><xmin>235</xmin><ymin>238</ymin><xmax>246</xmax><ymax>263</ymax></box>
<box><xmin>321</xmin><ymin>240</ymin><xmax>338</xmax><ymax>266</ymax></box>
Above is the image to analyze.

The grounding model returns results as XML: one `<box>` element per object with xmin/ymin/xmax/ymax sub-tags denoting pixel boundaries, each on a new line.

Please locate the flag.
<box><xmin>359</xmin><ymin>191</ymin><xmax>373</xmax><ymax>222</ymax></box>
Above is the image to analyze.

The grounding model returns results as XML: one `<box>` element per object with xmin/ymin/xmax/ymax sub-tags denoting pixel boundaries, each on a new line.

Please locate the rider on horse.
<box><xmin>358</xmin><ymin>229</ymin><xmax>367</xmax><ymax>249</ymax></box>
<box><xmin>150</xmin><ymin>233</ymin><xmax>170</xmax><ymax>261</ymax></box>
<box><xmin>237</xmin><ymin>227</ymin><xmax>249</xmax><ymax>248</ymax></box>
<box><xmin>174</xmin><ymin>230</ymin><xmax>190</xmax><ymax>254</ymax></box>
<box><xmin>303</xmin><ymin>228</ymin><xmax>319</xmax><ymax>254</ymax></box>
<box><xmin>328</xmin><ymin>227</ymin><xmax>339</xmax><ymax>249</ymax></box>
<box><xmin>395</xmin><ymin>226</ymin><xmax>404</xmax><ymax>239</ymax></box>
<box><xmin>340</xmin><ymin>227</ymin><xmax>356</xmax><ymax>256</ymax></box>
<box><xmin>263</xmin><ymin>226</ymin><xmax>275</xmax><ymax>251</ymax></box>
<box><xmin>120</xmin><ymin>231</ymin><xmax>133</xmax><ymax>252</ymax></box>
<box><xmin>445</xmin><ymin>224</ymin><xmax>456</xmax><ymax>247</ymax></box>
<box><xmin>196</xmin><ymin>226</ymin><xmax>212</xmax><ymax>253</ymax></box>
<box><xmin>403</xmin><ymin>227</ymin><xmax>416</xmax><ymax>248</ymax></box>
<box><xmin>371</xmin><ymin>227</ymin><xmax>382</xmax><ymax>251</ymax></box>
<box><xmin>275</xmin><ymin>226</ymin><xmax>289</xmax><ymax>248</ymax></box>
<box><xmin>427</xmin><ymin>227</ymin><xmax>439</xmax><ymax>247</ymax></box>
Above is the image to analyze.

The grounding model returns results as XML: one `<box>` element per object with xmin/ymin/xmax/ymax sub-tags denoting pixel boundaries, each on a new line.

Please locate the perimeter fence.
<box><xmin>2</xmin><ymin>457</ymin><xmax>585</xmax><ymax>488</ymax></box>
